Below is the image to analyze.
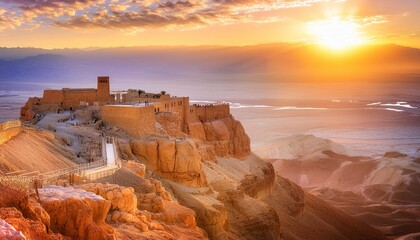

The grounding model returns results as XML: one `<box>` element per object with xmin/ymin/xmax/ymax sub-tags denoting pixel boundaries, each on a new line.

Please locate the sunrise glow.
<box><xmin>308</xmin><ymin>18</ymin><xmax>365</xmax><ymax>50</ymax></box>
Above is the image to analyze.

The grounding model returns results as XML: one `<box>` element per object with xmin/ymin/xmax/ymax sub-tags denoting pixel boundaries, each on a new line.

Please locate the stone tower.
<box><xmin>97</xmin><ymin>76</ymin><xmax>110</xmax><ymax>100</ymax></box>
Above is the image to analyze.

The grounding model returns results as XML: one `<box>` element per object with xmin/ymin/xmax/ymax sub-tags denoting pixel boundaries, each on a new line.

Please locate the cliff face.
<box><xmin>118</xmin><ymin>115</ymin><xmax>251</xmax><ymax>188</ymax></box>
<box><xmin>126</xmin><ymin>137</ymin><xmax>206</xmax><ymax>187</ymax></box>
<box><xmin>115</xmin><ymin>114</ymin><xmax>387</xmax><ymax>240</ymax></box>
<box><xmin>2</xmin><ymin>108</ymin><xmax>389</xmax><ymax>240</ymax></box>
<box><xmin>188</xmin><ymin>116</ymin><xmax>251</xmax><ymax>159</ymax></box>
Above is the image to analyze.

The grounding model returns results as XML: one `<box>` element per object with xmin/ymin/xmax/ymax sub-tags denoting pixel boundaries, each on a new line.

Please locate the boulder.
<box><xmin>124</xmin><ymin>161</ymin><xmax>146</xmax><ymax>178</ymax></box>
<box><xmin>76</xmin><ymin>183</ymin><xmax>137</xmax><ymax>214</ymax></box>
<box><xmin>0</xmin><ymin>207</ymin><xmax>63</xmax><ymax>240</ymax></box>
<box><xmin>39</xmin><ymin>186</ymin><xmax>115</xmax><ymax>240</ymax></box>
<box><xmin>18</xmin><ymin>195</ymin><xmax>50</xmax><ymax>229</ymax></box>
<box><xmin>0</xmin><ymin>218</ymin><xmax>25</xmax><ymax>240</ymax></box>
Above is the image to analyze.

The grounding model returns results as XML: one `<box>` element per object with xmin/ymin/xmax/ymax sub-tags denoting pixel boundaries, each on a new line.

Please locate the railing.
<box><xmin>0</xmin><ymin>175</ymin><xmax>36</xmax><ymax>190</ymax></box>
<box><xmin>112</xmin><ymin>137</ymin><xmax>122</xmax><ymax>167</ymax></box>
<box><xmin>0</xmin><ymin>136</ymin><xmax>123</xmax><ymax>190</ymax></box>
<box><xmin>41</xmin><ymin>159</ymin><xmax>106</xmax><ymax>181</ymax></box>
<box><xmin>82</xmin><ymin>167</ymin><xmax>119</xmax><ymax>181</ymax></box>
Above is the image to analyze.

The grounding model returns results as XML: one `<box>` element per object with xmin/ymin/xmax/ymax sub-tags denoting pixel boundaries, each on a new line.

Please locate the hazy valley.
<box><xmin>1</xmin><ymin>44</ymin><xmax>420</xmax><ymax>240</ymax></box>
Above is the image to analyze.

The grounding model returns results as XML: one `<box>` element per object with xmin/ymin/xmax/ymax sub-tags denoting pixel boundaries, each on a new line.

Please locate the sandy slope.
<box><xmin>259</xmin><ymin>134</ymin><xmax>420</xmax><ymax>238</ymax></box>
<box><xmin>198</xmin><ymin>154</ymin><xmax>386</xmax><ymax>239</ymax></box>
<box><xmin>266</xmin><ymin>175</ymin><xmax>387</xmax><ymax>240</ymax></box>
<box><xmin>0</xmin><ymin>128</ymin><xmax>75</xmax><ymax>174</ymax></box>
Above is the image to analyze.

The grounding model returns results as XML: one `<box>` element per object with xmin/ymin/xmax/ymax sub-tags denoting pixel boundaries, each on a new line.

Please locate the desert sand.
<box><xmin>0</xmin><ymin>127</ymin><xmax>76</xmax><ymax>174</ymax></box>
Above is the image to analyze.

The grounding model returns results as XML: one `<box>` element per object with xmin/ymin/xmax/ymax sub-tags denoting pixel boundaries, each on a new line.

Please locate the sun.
<box><xmin>307</xmin><ymin>18</ymin><xmax>365</xmax><ymax>50</ymax></box>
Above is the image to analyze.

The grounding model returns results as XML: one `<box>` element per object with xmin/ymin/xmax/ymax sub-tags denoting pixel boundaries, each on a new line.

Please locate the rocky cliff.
<box><xmin>124</xmin><ymin>137</ymin><xmax>205</xmax><ymax>187</ymax></box>
<box><xmin>0</xmin><ymin>109</ymin><xmax>390</xmax><ymax>240</ymax></box>
<box><xmin>39</xmin><ymin>185</ymin><xmax>115</xmax><ymax>240</ymax></box>
<box><xmin>188</xmin><ymin>117</ymin><xmax>251</xmax><ymax>159</ymax></box>
<box><xmin>113</xmin><ymin>114</ymin><xmax>387</xmax><ymax>240</ymax></box>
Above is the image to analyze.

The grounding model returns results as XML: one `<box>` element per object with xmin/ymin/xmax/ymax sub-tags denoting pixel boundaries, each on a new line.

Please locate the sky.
<box><xmin>0</xmin><ymin>0</ymin><xmax>419</xmax><ymax>49</ymax></box>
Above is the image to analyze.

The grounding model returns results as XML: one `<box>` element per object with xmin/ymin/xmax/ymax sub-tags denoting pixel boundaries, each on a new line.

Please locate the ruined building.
<box><xmin>21</xmin><ymin>76</ymin><xmax>114</xmax><ymax>120</ymax></box>
<box><xmin>21</xmin><ymin>76</ymin><xmax>232</xmax><ymax>138</ymax></box>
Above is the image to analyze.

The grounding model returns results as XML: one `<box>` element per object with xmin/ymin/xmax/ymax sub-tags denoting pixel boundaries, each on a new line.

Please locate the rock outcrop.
<box><xmin>18</xmin><ymin>195</ymin><xmax>51</xmax><ymax>230</ymax></box>
<box><xmin>225</xmin><ymin>192</ymin><xmax>280</xmax><ymax>240</ymax></box>
<box><xmin>39</xmin><ymin>186</ymin><xmax>115</xmax><ymax>240</ymax></box>
<box><xmin>128</xmin><ymin>137</ymin><xmax>205</xmax><ymax>187</ymax></box>
<box><xmin>0</xmin><ymin>207</ymin><xmax>64</xmax><ymax>240</ymax></box>
<box><xmin>0</xmin><ymin>218</ymin><xmax>25</xmax><ymax>240</ymax></box>
<box><xmin>123</xmin><ymin>160</ymin><xmax>146</xmax><ymax>178</ymax></box>
<box><xmin>75</xmin><ymin>183</ymin><xmax>137</xmax><ymax>214</ymax></box>
<box><xmin>170</xmin><ymin>184</ymin><xmax>229</xmax><ymax>240</ymax></box>
<box><xmin>188</xmin><ymin>116</ymin><xmax>250</xmax><ymax>159</ymax></box>
<box><xmin>78</xmin><ymin>174</ymin><xmax>208</xmax><ymax>239</ymax></box>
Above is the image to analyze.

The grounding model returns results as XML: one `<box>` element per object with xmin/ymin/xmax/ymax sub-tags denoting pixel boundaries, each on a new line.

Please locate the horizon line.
<box><xmin>1</xmin><ymin>42</ymin><xmax>418</xmax><ymax>51</ymax></box>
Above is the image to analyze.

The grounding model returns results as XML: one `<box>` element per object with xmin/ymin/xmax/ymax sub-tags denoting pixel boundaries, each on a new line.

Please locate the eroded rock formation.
<box><xmin>0</xmin><ymin>207</ymin><xmax>64</xmax><ymax>240</ymax></box>
<box><xmin>127</xmin><ymin>137</ymin><xmax>206</xmax><ymax>187</ymax></box>
<box><xmin>39</xmin><ymin>186</ymin><xmax>115</xmax><ymax>240</ymax></box>
<box><xmin>188</xmin><ymin>117</ymin><xmax>250</xmax><ymax>159</ymax></box>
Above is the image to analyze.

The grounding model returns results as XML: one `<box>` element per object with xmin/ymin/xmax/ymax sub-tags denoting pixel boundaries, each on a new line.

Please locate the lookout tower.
<box><xmin>97</xmin><ymin>76</ymin><xmax>110</xmax><ymax>99</ymax></box>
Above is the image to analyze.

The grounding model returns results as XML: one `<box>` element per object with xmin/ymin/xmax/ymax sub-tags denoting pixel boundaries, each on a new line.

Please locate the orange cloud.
<box><xmin>0</xmin><ymin>0</ymin><xmax>334</xmax><ymax>31</ymax></box>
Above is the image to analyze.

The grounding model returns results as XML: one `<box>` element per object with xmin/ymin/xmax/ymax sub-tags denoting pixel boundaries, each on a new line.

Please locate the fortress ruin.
<box><xmin>20</xmin><ymin>76</ymin><xmax>114</xmax><ymax>120</ymax></box>
<box><xmin>20</xmin><ymin>76</ymin><xmax>231</xmax><ymax>137</ymax></box>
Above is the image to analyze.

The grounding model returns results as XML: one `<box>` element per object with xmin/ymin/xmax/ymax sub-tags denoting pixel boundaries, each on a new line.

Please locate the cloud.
<box><xmin>0</xmin><ymin>0</ymin><xmax>334</xmax><ymax>31</ymax></box>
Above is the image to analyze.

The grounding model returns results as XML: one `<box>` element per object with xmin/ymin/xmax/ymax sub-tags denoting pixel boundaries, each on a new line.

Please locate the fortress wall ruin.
<box><xmin>192</xmin><ymin>104</ymin><xmax>230</xmax><ymax>122</ymax></box>
<box><xmin>0</xmin><ymin>120</ymin><xmax>22</xmax><ymax>144</ymax></box>
<box><xmin>43</xmin><ymin>90</ymin><xmax>64</xmax><ymax>104</ymax></box>
<box><xmin>152</xmin><ymin>97</ymin><xmax>186</xmax><ymax>113</ymax></box>
<box><xmin>188</xmin><ymin>107</ymin><xmax>198</xmax><ymax>123</ymax></box>
<box><xmin>101</xmin><ymin>105</ymin><xmax>156</xmax><ymax>137</ymax></box>
<box><xmin>156</xmin><ymin>112</ymin><xmax>183</xmax><ymax>135</ymax></box>
<box><xmin>62</xmin><ymin>91</ymin><xmax>98</xmax><ymax>109</ymax></box>
<box><xmin>153</xmin><ymin>97</ymin><xmax>190</xmax><ymax>131</ymax></box>
<box><xmin>29</xmin><ymin>77</ymin><xmax>113</xmax><ymax>113</ymax></box>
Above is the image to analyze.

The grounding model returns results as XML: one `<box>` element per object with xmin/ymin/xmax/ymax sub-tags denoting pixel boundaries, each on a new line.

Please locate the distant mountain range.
<box><xmin>0</xmin><ymin>43</ymin><xmax>419</xmax><ymax>90</ymax></box>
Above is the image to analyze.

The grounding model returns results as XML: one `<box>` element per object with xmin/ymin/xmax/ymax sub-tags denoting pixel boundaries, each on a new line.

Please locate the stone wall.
<box><xmin>153</xmin><ymin>97</ymin><xmax>189</xmax><ymax>131</ymax></box>
<box><xmin>123</xmin><ymin>91</ymin><xmax>165</xmax><ymax>103</ymax></box>
<box><xmin>156</xmin><ymin>112</ymin><xmax>183</xmax><ymax>137</ymax></box>
<box><xmin>20</xmin><ymin>77</ymin><xmax>114</xmax><ymax>121</ymax></box>
<box><xmin>62</xmin><ymin>90</ymin><xmax>99</xmax><ymax>109</ymax></box>
<box><xmin>153</xmin><ymin>97</ymin><xmax>186</xmax><ymax>114</ymax></box>
<box><xmin>192</xmin><ymin>104</ymin><xmax>230</xmax><ymax>122</ymax></box>
<box><xmin>0</xmin><ymin>120</ymin><xmax>22</xmax><ymax>144</ymax></box>
<box><xmin>101</xmin><ymin>105</ymin><xmax>156</xmax><ymax>137</ymax></box>
<box><xmin>43</xmin><ymin>90</ymin><xmax>64</xmax><ymax>104</ymax></box>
